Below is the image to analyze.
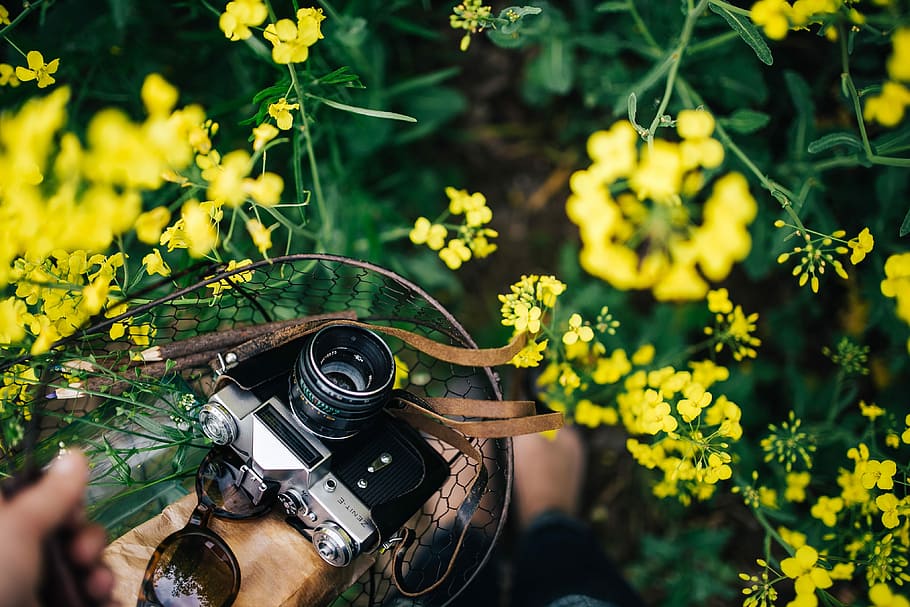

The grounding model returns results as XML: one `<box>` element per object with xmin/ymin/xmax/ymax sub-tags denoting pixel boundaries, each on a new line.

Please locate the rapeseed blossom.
<box><xmin>15</xmin><ymin>50</ymin><xmax>59</xmax><ymax>88</ymax></box>
<box><xmin>775</xmin><ymin>222</ymin><xmax>866</xmax><ymax>293</ymax></box>
<box><xmin>263</xmin><ymin>7</ymin><xmax>325</xmax><ymax>64</ymax></box>
<box><xmin>617</xmin><ymin>365</ymin><xmax>742</xmax><ymax>504</ymax></box>
<box><xmin>409</xmin><ymin>187</ymin><xmax>498</xmax><ymax>269</ymax></box>
<box><xmin>780</xmin><ymin>544</ymin><xmax>833</xmax><ymax>606</ymax></box>
<box><xmin>567</xmin><ymin>117</ymin><xmax>756</xmax><ymax>301</ymax></box>
<box><xmin>219</xmin><ymin>0</ymin><xmax>268</xmax><ymax>41</ymax></box>
<box><xmin>450</xmin><ymin>0</ymin><xmax>493</xmax><ymax>50</ymax></box>
<box><xmin>865</xmin><ymin>28</ymin><xmax>910</xmax><ymax>127</ymax></box>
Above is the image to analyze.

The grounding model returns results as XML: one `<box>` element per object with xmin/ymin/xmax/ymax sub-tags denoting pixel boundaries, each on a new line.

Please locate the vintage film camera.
<box><xmin>197</xmin><ymin>322</ymin><xmax>450</xmax><ymax>567</ymax></box>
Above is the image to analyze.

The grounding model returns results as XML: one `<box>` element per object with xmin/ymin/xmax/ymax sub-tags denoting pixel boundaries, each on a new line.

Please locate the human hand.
<box><xmin>0</xmin><ymin>451</ymin><xmax>116</xmax><ymax>607</ymax></box>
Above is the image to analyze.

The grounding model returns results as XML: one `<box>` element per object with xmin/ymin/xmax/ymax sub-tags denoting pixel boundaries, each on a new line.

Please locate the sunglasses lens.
<box><xmin>145</xmin><ymin>531</ymin><xmax>239</xmax><ymax>607</ymax></box>
<box><xmin>198</xmin><ymin>450</ymin><xmax>273</xmax><ymax>518</ymax></box>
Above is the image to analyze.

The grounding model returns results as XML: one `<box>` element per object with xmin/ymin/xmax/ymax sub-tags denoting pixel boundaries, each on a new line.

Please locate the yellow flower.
<box><xmin>409</xmin><ymin>217</ymin><xmax>447</xmax><ymax>251</ymax></box>
<box><xmin>751</xmin><ymin>0</ymin><xmax>793</xmax><ymax>40</ymax></box>
<box><xmin>252</xmin><ymin>123</ymin><xmax>279</xmax><ymax>151</ymax></box>
<box><xmin>207</xmin><ymin>150</ymin><xmax>251</xmax><ymax>207</ymax></box>
<box><xmin>263</xmin><ymin>8</ymin><xmax>325</xmax><ymax>64</ymax></box>
<box><xmin>0</xmin><ymin>297</ymin><xmax>27</xmax><ymax>344</ymax></box>
<box><xmin>859</xmin><ymin>399</ymin><xmax>885</xmax><ymax>420</ymax></box>
<box><xmin>243</xmin><ymin>171</ymin><xmax>283</xmax><ymax>206</ymax></box>
<box><xmin>439</xmin><ymin>238</ymin><xmax>472</xmax><ymax>270</ymax></box>
<box><xmin>707</xmin><ymin>288</ymin><xmax>733</xmax><ymax>314</ymax></box>
<box><xmin>810</xmin><ymin>495</ymin><xmax>843</xmax><ymax>527</ymax></box>
<box><xmin>219</xmin><ymin>0</ymin><xmax>268</xmax><ymax>41</ymax></box>
<box><xmin>181</xmin><ymin>199</ymin><xmax>219</xmax><ymax>257</ymax></box>
<box><xmin>246</xmin><ymin>218</ymin><xmax>275</xmax><ymax>257</ymax></box>
<box><xmin>128</xmin><ymin>322</ymin><xmax>155</xmax><ymax>347</ymax></box>
<box><xmin>509</xmin><ymin>339</ymin><xmax>548</xmax><ymax>368</ymax></box>
<box><xmin>677</xmin><ymin>109</ymin><xmax>715</xmax><ymax>139</ymax></box>
<box><xmin>134</xmin><ymin>207</ymin><xmax>172</xmax><ymax>245</ymax></box>
<box><xmin>864</xmin><ymin>81</ymin><xmax>910</xmax><ymax>127</ymax></box>
<box><xmin>592</xmin><ymin>349</ymin><xmax>632</xmax><ymax>384</ymax></box>
<box><xmin>142</xmin><ymin>249</ymin><xmax>171</xmax><ymax>277</ymax></box>
<box><xmin>586</xmin><ymin>121</ymin><xmax>639</xmax><ymax>184</ymax></box>
<box><xmin>268</xmin><ymin>98</ymin><xmax>300</xmax><ymax>130</ymax></box>
<box><xmin>861</xmin><ymin>459</ymin><xmax>897</xmax><ymax>490</ymax></box>
<box><xmin>780</xmin><ymin>545</ymin><xmax>833</xmax><ymax>601</ymax></box>
<box><xmin>0</xmin><ymin>63</ymin><xmax>21</xmax><ymax>87</ymax></box>
<box><xmin>206</xmin><ymin>259</ymin><xmax>254</xmax><ymax>296</ymax></box>
<box><xmin>15</xmin><ymin>50</ymin><xmax>60</xmax><ymax>89</ymax></box>
<box><xmin>562</xmin><ymin>313</ymin><xmax>594</xmax><ymax>345</ymax></box>
<box><xmin>140</xmin><ymin>73</ymin><xmax>179</xmax><ymax>117</ymax></box>
<box><xmin>848</xmin><ymin>227</ymin><xmax>874</xmax><ymax>264</ymax></box>
<box><xmin>785</xmin><ymin>471</ymin><xmax>810</xmax><ymax>503</ymax></box>
<box><xmin>887</xmin><ymin>27</ymin><xmax>910</xmax><ymax>82</ymax></box>
<box><xmin>881</xmin><ymin>252</ymin><xmax>910</xmax><ymax>324</ymax></box>
<box><xmin>870</xmin><ymin>583</ymin><xmax>910</xmax><ymax>607</ymax></box>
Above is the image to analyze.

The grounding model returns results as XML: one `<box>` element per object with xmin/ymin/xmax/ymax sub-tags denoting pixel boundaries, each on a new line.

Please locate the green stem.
<box><xmin>626</xmin><ymin>1</ymin><xmax>660</xmax><ymax>50</ymax></box>
<box><xmin>686</xmin><ymin>30</ymin><xmax>739</xmax><ymax>55</ymax></box>
<box><xmin>645</xmin><ymin>0</ymin><xmax>709</xmax><ymax>145</ymax></box>
<box><xmin>289</xmin><ymin>67</ymin><xmax>330</xmax><ymax>248</ymax></box>
<box><xmin>676</xmin><ymin>77</ymin><xmax>806</xmax><ymax>230</ymax></box>
<box><xmin>839</xmin><ymin>26</ymin><xmax>874</xmax><ymax>159</ymax></box>
<box><xmin>0</xmin><ymin>0</ymin><xmax>46</xmax><ymax>39</ymax></box>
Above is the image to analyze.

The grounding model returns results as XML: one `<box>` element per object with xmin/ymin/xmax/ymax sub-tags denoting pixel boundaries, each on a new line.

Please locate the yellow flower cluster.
<box><xmin>703</xmin><ymin>288</ymin><xmax>762</xmax><ymax>361</ymax></box>
<box><xmin>497</xmin><ymin>274</ymin><xmax>566</xmax><ymax>368</ymax></box>
<box><xmin>219</xmin><ymin>0</ymin><xmax>325</xmax><ymax>66</ymax></box>
<box><xmin>620</xmin><ymin>363</ymin><xmax>743</xmax><ymax>504</ymax></box>
<box><xmin>450</xmin><ymin>0</ymin><xmax>493</xmax><ymax>51</ymax></box>
<box><xmin>865</xmin><ymin>28</ymin><xmax>910</xmax><ymax>127</ymax></box>
<box><xmin>750</xmin><ymin>0</ymin><xmax>857</xmax><ymax>41</ymax></box>
<box><xmin>0</xmin><ymin>72</ymin><xmax>287</xmax><ymax>353</ymax></box>
<box><xmin>567</xmin><ymin>113</ymin><xmax>757</xmax><ymax>301</ymax></box>
<box><xmin>775</xmin><ymin>222</ymin><xmax>871</xmax><ymax>293</ymax></box>
<box><xmin>409</xmin><ymin>187</ymin><xmax>498</xmax><ymax>270</ymax></box>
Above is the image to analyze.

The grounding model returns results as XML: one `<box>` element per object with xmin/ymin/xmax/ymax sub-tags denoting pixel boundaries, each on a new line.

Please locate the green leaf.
<box><xmin>305</xmin><ymin>94</ymin><xmax>417</xmax><ymax>123</ymax></box>
<box><xmin>807</xmin><ymin>132</ymin><xmax>864</xmax><ymax>154</ymax></box>
<box><xmin>900</xmin><ymin>206</ymin><xmax>910</xmax><ymax>237</ymax></box>
<box><xmin>315</xmin><ymin>66</ymin><xmax>364</xmax><ymax>88</ymax></box>
<box><xmin>528</xmin><ymin>38</ymin><xmax>575</xmax><ymax>95</ymax></box>
<box><xmin>708</xmin><ymin>2</ymin><xmax>773</xmax><ymax>66</ymax></box>
<box><xmin>498</xmin><ymin>6</ymin><xmax>543</xmax><ymax>35</ymax></box>
<box><xmin>595</xmin><ymin>1</ymin><xmax>630</xmax><ymax>12</ymax></box>
<box><xmin>719</xmin><ymin>109</ymin><xmax>770</xmax><ymax>134</ymax></box>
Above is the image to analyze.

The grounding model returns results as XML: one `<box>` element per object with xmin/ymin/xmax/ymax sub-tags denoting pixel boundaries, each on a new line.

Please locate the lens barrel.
<box><xmin>289</xmin><ymin>324</ymin><xmax>395</xmax><ymax>439</ymax></box>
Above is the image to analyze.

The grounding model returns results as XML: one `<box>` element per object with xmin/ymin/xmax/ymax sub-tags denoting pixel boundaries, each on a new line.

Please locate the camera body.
<box><xmin>199</xmin><ymin>324</ymin><xmax>449</xmax><ymax>567</ymax></box>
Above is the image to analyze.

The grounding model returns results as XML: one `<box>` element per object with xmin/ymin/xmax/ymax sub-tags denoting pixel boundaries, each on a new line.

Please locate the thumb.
<box><xmin>7</xmin><ymin>451</ymin><xmax>90</xmax><ymax>537</ymax></box>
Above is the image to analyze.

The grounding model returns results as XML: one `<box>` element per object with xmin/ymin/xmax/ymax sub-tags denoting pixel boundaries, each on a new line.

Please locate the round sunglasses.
<box><xmin>137</xmin><ymin>448</ymin><xmax>278</xmax><ymax>607</ymax></box>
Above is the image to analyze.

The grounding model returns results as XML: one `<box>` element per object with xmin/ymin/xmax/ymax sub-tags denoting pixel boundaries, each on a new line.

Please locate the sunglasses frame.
<box><xmin>136</xmin><ymin>448</ymin><xmax>275</xmax><ymax>607</ymax></box>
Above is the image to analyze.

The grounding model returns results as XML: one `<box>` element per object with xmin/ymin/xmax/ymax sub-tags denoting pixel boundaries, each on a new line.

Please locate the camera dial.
<box><xmin>199</xmin><ymin>402</ymin><xmax>239</xmax><ymax>445</ymax></box>
<box><xmin>312</xmin><ymin>522</ymin><xmax>356</xmax><ymax>567</ymax></box>
<box><xmin>289</xmin><ymin>324</ymin><xmax>395</xmax><ymax>439</ymax></box>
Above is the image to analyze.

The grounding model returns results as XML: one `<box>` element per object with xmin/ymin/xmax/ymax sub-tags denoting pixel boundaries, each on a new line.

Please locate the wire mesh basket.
<box><xmin>17</xmin><ymin>253</ymin><xmax>512</xmax><ymax>607</ymax></box>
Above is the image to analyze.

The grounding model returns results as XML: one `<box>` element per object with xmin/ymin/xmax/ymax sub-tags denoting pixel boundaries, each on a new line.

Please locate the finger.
<box><xmin>7</xmin><ymin>451</ymin><xmax>90</xmax><ymax>537</ymax></box>
<box><xmin>84</xmin><ymin>565</ymin><xmax>116</xmax><ymax>603</ymax></box>
<box><xmin>68</xmin><ymin>523</ymin><xmax>108</xmax><ymax>567</ymax></box>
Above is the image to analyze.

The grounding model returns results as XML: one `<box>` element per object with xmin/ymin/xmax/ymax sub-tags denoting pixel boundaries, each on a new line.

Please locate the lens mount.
<box><xmin>289</xmin><ymin>324</ymin><xmax>395</xmax><ymax>439</ymax></box>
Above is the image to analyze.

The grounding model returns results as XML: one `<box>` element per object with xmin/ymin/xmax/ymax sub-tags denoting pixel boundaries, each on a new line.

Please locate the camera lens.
<box><xmin>289</xmin><ymin>324</ymin><xmax>395</xmax><ymax>439</ymax></box>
